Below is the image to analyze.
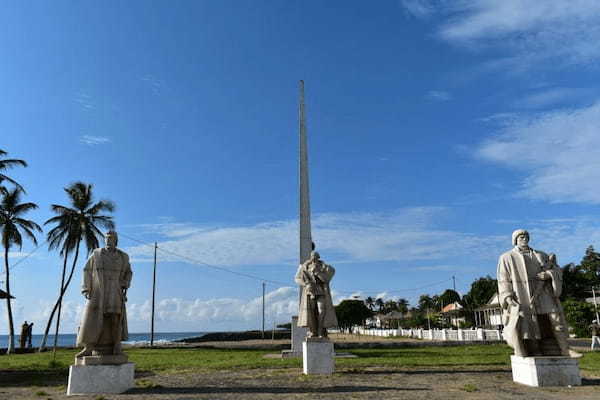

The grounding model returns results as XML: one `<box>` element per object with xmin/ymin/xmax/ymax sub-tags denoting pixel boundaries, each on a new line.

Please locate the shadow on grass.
<box><xmin>128</xmin><ymin>385</ymin><xmax>429</xmax><ymax>395</ymax></box>
<box><xmin>582</xmin><ymin>378</ymin><xmax>600</xmax><ymax>386</ymax></box>
<box><xmin>339</xmin><ymin>368</ymin><xmax>508</xmax><ymax>375</ymax></box>
<box><xmin>0</xmin><ymin>370</ymin><xmax>68</xmax><ymax>387</ymax></box>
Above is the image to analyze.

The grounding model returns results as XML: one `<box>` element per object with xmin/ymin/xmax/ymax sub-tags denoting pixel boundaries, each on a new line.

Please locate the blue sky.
<box><xmin>3</xmin><ymin>0</ymin><xmax>600</xmax><ymax>334</ymax></box>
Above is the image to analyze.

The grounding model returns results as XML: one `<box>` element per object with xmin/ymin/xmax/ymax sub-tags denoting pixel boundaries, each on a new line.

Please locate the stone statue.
<box><xmin>76</xmin><ymin>231</ymin><xmax>132</xmax><ymax>358</ymax></box>
<box><xmin>497</xmin><ymin>229</ymin><xmax>570</xmax><ymax>357</ymax></box>
<box><xmin>295</xmin><ymin>251</ymin><xmax>338</xmax><ymax>338</ymax></box>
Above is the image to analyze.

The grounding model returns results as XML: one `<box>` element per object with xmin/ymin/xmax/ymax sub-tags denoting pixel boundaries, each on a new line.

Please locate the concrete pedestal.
<box><xmin>67</xmin><ymin>362</ymin><xmax>135</xmax><ymax>395</ymax></box>
<box><xmin>302</xmin><ymin>338</ymin><xmax>334</xmax><ymax>375</ymax></box>
<box><xmin>511</xmin><ymin>355</ymin><xmax>581</xmax><ymax>387</ymax></box>
<box><xmin>281</xmin><ymin>315</ymin><xmax>308</xmax><ymax>358</ymax></box>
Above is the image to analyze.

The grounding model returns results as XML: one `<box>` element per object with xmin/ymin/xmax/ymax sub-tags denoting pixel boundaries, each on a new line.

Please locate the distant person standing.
<box><xmin>19</xmin><ymin>321</ymin><xmax>28</xmax><ymax>349</ymax></box>
<box><xmin>27</xmin><ymin>322</ymin><xmax>34</xmax><ymax>348</ymax></box>
<box><xmin>590</xmin><ymin>321</ymin><xmax>600</xmax><ymax>350</ymax></box>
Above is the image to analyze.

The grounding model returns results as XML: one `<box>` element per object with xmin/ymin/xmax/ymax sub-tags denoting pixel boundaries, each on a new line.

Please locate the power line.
<box><xmin>119</xmin><ymin>232</ymin><xmax>290</xmax><ymax>287</ymax></box>
<box><xmin>118</xmin><ymin>233</ymin><xmax>470</xmax><ymax>298</ymax></box>
<box><xmin>1</xmin><ymin>238</ymin><xmax>49</xmax><ymax>274</ymax></box>
<box><xmin>333</xmin><ymin>278</ymin><xmax>453</xmax><ymax>295</ymax></box>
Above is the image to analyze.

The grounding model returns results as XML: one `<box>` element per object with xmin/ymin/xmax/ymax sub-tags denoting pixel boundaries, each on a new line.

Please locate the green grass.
<box><xmin>336</xmin><ymin>345</ymin><xmax>513</xmax><ymax>368</ymax></box>
<box><xmin>578</xmin><ymin>350</ymin><xmax>600</xmax><ymax>373</ymax></box>
<box><xmin>2</xmin><ymin>344</ymin><xmax>600</xmax><ymax>387</ymax></box>
<box><xmin>461</xmin><ymin>383</ymin><xmax>478</xmax><ymax>392</ymax></box>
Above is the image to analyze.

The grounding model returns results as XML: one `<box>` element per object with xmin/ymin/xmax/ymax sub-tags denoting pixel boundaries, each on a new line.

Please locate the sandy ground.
<box><xmin>1</xmin><ymin>335</ymin><xmax>598</xmax><ymax>399</ymax></box>
<box><xmin>2</xmin><ymin>365</ymin><xmax>600</xmax><ymax>400</ymax></box>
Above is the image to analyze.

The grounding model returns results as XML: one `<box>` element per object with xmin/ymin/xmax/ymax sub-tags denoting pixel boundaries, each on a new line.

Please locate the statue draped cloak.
<box><xmin>76</xmin><ymin>248</ymin><xmax>132</xmax><ymax>347</ymax></box>
<box><xmin>497</xmin><ymin>247</ymin><xmax>563</xmax><ymax>351</ymax></box>
<box><xmin>295</xmin><ymin>260</ymin><xmax>338</xmax><ymax>329</ymax></box>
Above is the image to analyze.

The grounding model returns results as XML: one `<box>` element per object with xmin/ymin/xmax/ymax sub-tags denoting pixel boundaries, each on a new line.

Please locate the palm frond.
<box><xmin>90</xmin><ymin>215</ymin><xmax>115</xmax><ymax>230</ymax></box>
<box><xmin>13</xmin><ymin>202</ymin><xmax>39</xmax><ymax>216</ymax></box>
<box><xmin>88</xmin><ymin>200</ymin><xmax>116</xmax><ymax>215</ymax></box>
<box><xmin>0</xmin><ymin>158</ymin><xmax>28</xmax><ymax>169</ymax></box>
<box><xmin>49</xmin><ymin>204</ymin><xmax>76</xmax><ymax>216</ymax></box>
<box><xmin>84</xmin><ymin>226</ymin><xmax>101</xmax><ymax>254</ymax></box>
<box><xmin>14</xmin><ymin>218</ymin><xmax>42</xmax><ymax>233</ymax></box>
<box><xmin>19</xmin><ymin>225</ymin><xmax>38</xmax><ymax>246</ymax></box>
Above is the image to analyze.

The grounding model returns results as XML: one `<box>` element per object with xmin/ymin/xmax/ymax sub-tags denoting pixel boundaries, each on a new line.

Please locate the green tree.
<box><xmin>418</xmin><ymin>294</ymin><xmax>435</xmax><ymax>311</ymax></box>
<box><xmin>375</xmin><ymin>298</ymin><xmax>384</xmax><ymax>313</ymax></box>
<box><xmin>463</xmin><ymin>275</ymin><xmax>497</xmax><ymax>308</ymax></box>
<box><xmin>0</xmin><ymin>188</ymin><xmax>41</xmax><ymax>353</ymax></box>
<box><xmin>562</xmin><ymin>246</ymin><xmax>600</xmax><ymax>301</ymax></box>
<box><xmin>438</xmin><ymin>289</ymin><xmax>461</xmax><ymax>308</ymax></box>
<box><xmin>335</xmin><ymin>299</ymin><xmax>373</xmax><ymax>332</ymax></box>
<box><xmin>396</xmin><ymin>298</ymin><xmax>409</xmax><ymax>314</ymax></box>
<box><xmin>39</xmin><ymin>182</ymin><xmax>115</xmax><ymax>352</ymax></box>
<box><xmin>563</xmin><ymin>299</ymin><xmax>596</xmax><ymax>338</ymax></box>
<box><xmin>383</xmin><ymin>300</ymin><xmax>398</xmax><ymax>314</ymax></box>
<box><xmin>561</xmin><ymin>263</ymin><xmax>588</xmax><ymax>301</ymax></box>
<box><xmin>0</xmin><ymin>150</ymin><xmax>27</xmax><ymax>194</ymax></box>
<box><xmin>364</xmin><ymin>296</ymin><xmax>375</xmax><ymax>311</ymax></box>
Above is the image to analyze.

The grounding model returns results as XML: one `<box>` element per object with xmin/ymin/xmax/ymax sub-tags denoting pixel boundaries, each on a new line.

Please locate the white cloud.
<box><xmin>140</xmin><ymin>75</ymin><xmax>165</xmax><ymax>95</ymax></box>
<box><xmin>513</xmin><ymin>87</ymin><xmax>594</xmax><ymax>110</ymax></box>
<box><xmin>402</xmin><ymin>0</ymin><xmax>600</xmax><ymax>68</ymax></box>
<box><xmin>400</xmin><ymin>0</ymin><xmax>437</xmax><ymax>18</ymax></box>
<box><xmin>8</xmin><ymin>251</ymin><xmax>28</xmax><ymax>259</ymax></box>
<box><xmin>426</xmin><ymin>90</ymin><xmax>452</xmax><ymax>101</ymax></box>
<box><xmin>124</xmin><ymin>208</ymin><xmax>505</xmax><ymax>267</ymax></box>
<box><xmin>476</xmin><ymin>102</ymin><xmax>600</xmax><ymax>204</ymax></box>
<box><xmin>2</xmin><ymin>287</ymin><xmax>299</xmax><ymax>334</ymax></box>
<box><xmin>74</xmin><ymin>92</ymin><xmax>95</xmax><ymax>110</ymax></box>
<box><xmin>79</xmin><ymin>135</ymin><xmax>111</xmax><ymax>146</ymax></box>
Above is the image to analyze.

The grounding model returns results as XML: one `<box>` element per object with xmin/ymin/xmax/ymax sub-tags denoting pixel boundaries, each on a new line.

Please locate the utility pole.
<box><xmin>593</xmin><ymin>286</ymin><xmax>600</xmax><ymax>324</ymax></box>
<box><xmin>262</xmin><ymin>282</ymin><xmax>266</xmax><ymax>339</ymax></box>
<box><xmin>151</xmin><ymin>242</ymin><xmax>157</xmax><ymax>347</ymax></box>
<box><xmin>452</xmin><ymin>276</ymin><xmax>456</xmax><ymax>292</ymax></box>
<box><xmin>427</xmin><ymin>308</ymin><xmax>431</xmax><ymax>331</ymax></box>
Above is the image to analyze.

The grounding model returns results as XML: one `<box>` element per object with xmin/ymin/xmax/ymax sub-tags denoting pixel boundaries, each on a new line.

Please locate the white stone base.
<box><xmin>511</xmin><ymin>355</ymin><xmax>581</xmax><ymax>387</ymax></box>
<box><xmin>302</xmin><ymin>339</ymin><xmax>334</xmax><ymax>375</ymax></box>
<box><xmin>281</xmin><ymin>316</ymin><xmax>308</xmax><ymax>358</ymax></box>
<box><xmin>281</xmin><ymin>349</ymin><xmax>302</xmax><ymax>358</ymax></box>
<box><xmin>67</xmin><ymin>363</ymin><xmax>135</xmax><ymax>395</ymax></box>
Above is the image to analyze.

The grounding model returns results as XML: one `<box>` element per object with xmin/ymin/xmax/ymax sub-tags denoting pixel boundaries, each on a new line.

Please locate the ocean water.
<box><xmin>0</xmin><ymin>332</ymin><xmax>206</xmax><ymax>349</ymax></box>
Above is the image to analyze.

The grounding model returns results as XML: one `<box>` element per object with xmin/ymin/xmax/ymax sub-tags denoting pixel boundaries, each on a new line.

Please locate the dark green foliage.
<box><xmin>462</xmin><ymin>275</ymin><xmax>497</xmax><ymax>309</ymax></box>
<box><xmin>438</xmin><ymin>289</ymin><xmax>461</xmax><ymax>307</ymax></box>
<box><xmin>562</xmin><ymin>246</ymin><xmax>600</xmax><ymax>301</ymax></box>
<box><xmin>0</xmin><ymin>149</ymin><xmax>27</xmax><ymax>194</ymax></box>
<box><xmin>0</xmin><ymin>188</ymin><xmax>41</xmax><ymax>353</ymax></box>
<box><xmin>563</xmin><ymin>299</ymin><xmax>596</xmax><ymax>337</ymax></box>
<box><xmin>402</xmin><ymin>311</ymin><xmax>428</xmax><ymax>328</ymax></box>
<box><xmin>335</xmin><ymin>299</ymin><xmax>373</xmax><ymax>331</ymax></box>
<box><xmin>418</xmin><ymin>295</ymin><xmax>436</xmax><ymax>311</ymax></box>
<box><xmin>39</xmin><ymin>182</ymin><xmax>115</xmax><ymax>352</ymax></box>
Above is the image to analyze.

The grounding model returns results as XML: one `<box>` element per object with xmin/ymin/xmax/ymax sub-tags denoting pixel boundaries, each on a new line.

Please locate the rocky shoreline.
<box><xmin>176</xmin><ymin>330</ymin><xmax>291</xmax><ymax>343</ymax></box>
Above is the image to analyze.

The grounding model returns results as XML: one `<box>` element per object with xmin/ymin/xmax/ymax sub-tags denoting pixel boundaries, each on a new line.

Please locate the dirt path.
<box><xmin>2</xmin><ymin>366</ymin><xmax>600</xmax><ymax>400</ymax></box>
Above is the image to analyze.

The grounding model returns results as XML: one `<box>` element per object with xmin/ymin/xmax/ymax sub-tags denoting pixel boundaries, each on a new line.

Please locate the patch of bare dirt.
<box><xmin>2</xmin><ymin>366</ymin><xmax>600</xmax><ymax>400</ymax></box>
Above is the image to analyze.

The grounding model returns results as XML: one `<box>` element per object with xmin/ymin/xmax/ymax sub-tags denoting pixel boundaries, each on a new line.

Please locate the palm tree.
<box><xmin>375</xmin><ymin>298</ymin><xmax>384</xmax><ymax>313</ymax></box>
<box><xmin>397</xmin><ymin>298</ymin><xmax>409</xmax><ymax>314</ymax></box>
<box><xmin>0</xmin><ymin>149</ymin><xmax>27</xmax><ymax>194</ymax></box>
<box><xmin>365</xmin><ymin>296</ymin><xmax>375</xmax><ymax>311</ymax></box>
<box><xmin>0</xmin><ymin>188</ymin><xmax>41</xmax><ymax>354</ymax></box>
<box><xmin>39</xmin><ymin>182</ymin><xmax>115</xmax><ymax>352</ymax></box>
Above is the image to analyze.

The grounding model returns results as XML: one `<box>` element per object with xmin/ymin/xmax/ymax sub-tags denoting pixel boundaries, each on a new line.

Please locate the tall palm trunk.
<box><xmin>4</xmin><ymin>246</ymin><xmax>15</xmax><ymax>354</ymax></box>
<box><xmin>39</xmin><ymin>240</ymin><xmax>81</xmax><ymax>352</ymax></box>
<box><xmin>52</xmin><ymin>238</ymin><xmax>80</xmax><ymax>354</ymax></box>
<box><xmin>52</xmin><ymin>253</ymin><xmax>69</xmax><ymax>356</ymax></box>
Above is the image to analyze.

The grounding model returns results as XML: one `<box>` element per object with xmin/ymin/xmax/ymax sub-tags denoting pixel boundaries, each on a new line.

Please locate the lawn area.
<box><xmin>2</xmin><ymin>344</ymin><xmax>600</xmax><ymax>386</ymax></box>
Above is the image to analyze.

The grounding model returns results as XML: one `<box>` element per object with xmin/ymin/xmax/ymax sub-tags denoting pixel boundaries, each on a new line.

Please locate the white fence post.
<box><xmin>476</xmin><ymin>328</ymin><xmax>484</xmax><ymax>340</ymax></box>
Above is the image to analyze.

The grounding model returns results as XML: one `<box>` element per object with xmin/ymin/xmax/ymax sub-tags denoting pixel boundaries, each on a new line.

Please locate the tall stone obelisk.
<box><xmin>282</xmin><ymin>81</ymin><xmax>311</xmax><ymax>359</ymax></box>
<box><xmin>299</xmin><ymin>80</ymin><xmax>313</xmax><ymax>270</ymax></box>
